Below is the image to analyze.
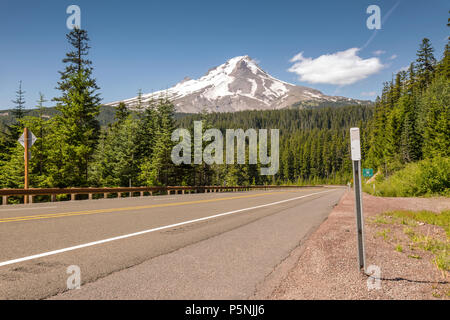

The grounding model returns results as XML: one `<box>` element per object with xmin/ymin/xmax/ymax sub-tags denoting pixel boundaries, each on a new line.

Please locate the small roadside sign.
<box><xmin>363</xmin><ymin>168</ymin><xmax>374</xmax><ymax>177</ymax></box>
<box><xmin>18</xmin><ymin>130</ymin><xmax>37</xmax><ymax>148</ymax></box>
<box><xmin>350</xmin><ymin>128</ymin><xmax>361</xmax><ymax>161</ymax></box>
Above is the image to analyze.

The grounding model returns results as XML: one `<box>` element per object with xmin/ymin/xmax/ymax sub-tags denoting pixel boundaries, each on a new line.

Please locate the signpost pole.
<box><xmin>350</xmin><ymin>128</ymin><xmax>366</xmax><ymax>272</ymax></box>
<box><xmin>24</xmin><ymin>127</ymin><xmax>29</xmax><ymax>204</ymax></box>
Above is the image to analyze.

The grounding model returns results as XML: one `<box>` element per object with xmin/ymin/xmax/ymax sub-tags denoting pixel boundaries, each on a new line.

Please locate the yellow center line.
<box><xmin>0</xmin><ymin>191</ymin><xmax>293</xmax><ymax>223</ymax></box>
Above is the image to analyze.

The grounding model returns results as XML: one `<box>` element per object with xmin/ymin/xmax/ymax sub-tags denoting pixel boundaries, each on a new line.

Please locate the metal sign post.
<box><xmin>350</xmin><ymin>128</ymin><xmax>366</xmax><ymax>271</ymax></box>
<box><xmin>18</xmin><ymin>128</ymin><xmax>36</xmax><ymax>204</ymax></box>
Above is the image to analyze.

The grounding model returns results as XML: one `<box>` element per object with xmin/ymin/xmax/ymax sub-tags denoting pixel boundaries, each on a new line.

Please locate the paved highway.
<box><xmin>0</xmin><ymin>187</ymin><xmax>345</xmax><ymax>299</ymax></box>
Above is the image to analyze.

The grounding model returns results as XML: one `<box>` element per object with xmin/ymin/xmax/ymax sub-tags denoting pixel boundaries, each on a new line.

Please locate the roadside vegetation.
<box><xmin>362</xmin><ymin>16</ymin><xmax>449</xmax><ymax>197</ymax></box>
<box><xmin>369</xmin><ymin>209</ymin><xmax>449</xmax><ymax>297</ymax></box>
<box><xmin>363</xmin><ymin>157</ymin><xmax>450</xmax><ymax>197</ymax></box>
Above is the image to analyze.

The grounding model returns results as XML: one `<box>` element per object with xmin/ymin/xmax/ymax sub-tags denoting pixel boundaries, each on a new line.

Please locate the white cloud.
<box><xmin>361</xmin><ymin>91</ymin><xmax>377</xmax><ymax>97</ymax></box>
<box><xmin>373</xmin><ymin>50</ymin><xmax>386</xmax><ymax>56</ymax></box>
<box><xmin>389</xmin><ymin>54</ymin><xmax>398</xmax><ymax>60</ymax></box>
<box><xmin>288</xmin><ymin>48</ymin><xmax>384</xmax><ymax>86</ymax></box>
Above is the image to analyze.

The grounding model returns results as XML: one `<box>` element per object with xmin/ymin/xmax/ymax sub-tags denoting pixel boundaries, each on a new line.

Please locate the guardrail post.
<box><xmin>71</xmin><ymin>194</ymin><xmax>76</xmax><ymax>201</ymax></box>
<box><xmin>30</xmin><ymin>195</ymin><xmax>34</xmax><ymax>204</ymax></box>
<box><xmin>88</xmin><ymin>193</ymin><xmax>93</xmax><ymax>200</ymax></box>
<box><xmin>2</xmin><ymin>196</ymin><xmax>8</xmax><ymax>205</ymax></box>
<box><xmin>51</xmin><ymin>194</ymin><xmax>56</xmax><ymax>202</ymax></box>
<box><xmin>140</xmin><ymin>191</ymin><xmax>144</xmax><ymax>197</ymax></box>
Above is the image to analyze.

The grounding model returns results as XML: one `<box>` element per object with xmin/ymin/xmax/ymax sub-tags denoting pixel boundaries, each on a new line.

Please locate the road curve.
<box><xmin>0</xmin><ymin>187</ymin><xmax>345</xmax><ymax>299</ymax></box>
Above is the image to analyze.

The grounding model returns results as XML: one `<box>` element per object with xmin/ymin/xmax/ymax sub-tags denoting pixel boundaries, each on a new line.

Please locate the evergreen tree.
<box><xmin>140</xmin><ymin>98</ymin><xmax>176</xmax><ymax>186</ymax></box>
<box><xmin>9</xmin><ymin>80</ymin><xmax>28</xmax><ymax>141</ymax></box>
<box><xmin>115</xmin><ymin>102</ymin><xmax>130</xmax><ymax>124</ymax></box>
<box><xmin>11</xmin><ymin>80</ymin><xmax>27</xmax><ymax>122</ymax></box>
<box><xmin>89</xmin><ymin>116</ymin><xmax>139</xmax><ymax>187</ymax></box>
<box><xmin>48</xmin><ymin>28</ymin><xmax>101</xmax><ymax>187</ymax></box>
<box><xmin>34</xmin><ymin>93</ymin><xmax>49</xmax><ymax>176</ymax></box>
<box><xmin>416</xmin><ymin>38</ymin><xmax>436</xmax><ymax>90</ymax></box>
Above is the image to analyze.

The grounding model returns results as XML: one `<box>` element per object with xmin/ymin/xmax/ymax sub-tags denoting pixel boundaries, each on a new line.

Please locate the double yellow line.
<box><xmin>0</xmin><ymin>191</ymin><xmax>288</xmax><ymax>224</ymax></box>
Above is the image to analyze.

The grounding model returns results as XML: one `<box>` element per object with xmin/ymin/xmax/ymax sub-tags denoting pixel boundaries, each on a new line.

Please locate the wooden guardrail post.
<box><xmin>2</xmin><ymin>196</ymin><xmax>8</xmax><ymax>205</ymax></box>
<box><xmin>71</xmin><ymin>194</ymin><xmax>76</xmax><ymax>201</ymax></box>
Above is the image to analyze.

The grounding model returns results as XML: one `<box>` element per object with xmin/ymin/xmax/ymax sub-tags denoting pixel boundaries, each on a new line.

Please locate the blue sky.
<box><xmin>0</xmin><ymin>0</ymin><xmax>448</xmax><ymax>109</ymax></box>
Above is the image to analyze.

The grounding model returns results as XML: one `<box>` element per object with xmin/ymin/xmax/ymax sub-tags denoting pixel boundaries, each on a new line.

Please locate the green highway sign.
<box><xmin>363</xmin><ymin>168</ymin><xmax>374</xmax><ymax>177</ymax></box>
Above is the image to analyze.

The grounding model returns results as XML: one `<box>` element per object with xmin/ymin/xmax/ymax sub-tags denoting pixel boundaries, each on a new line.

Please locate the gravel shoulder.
<box><xmin>260</xmin><ymin>190</ymin><xmax>450</xmax><ymax>300</ymax></box>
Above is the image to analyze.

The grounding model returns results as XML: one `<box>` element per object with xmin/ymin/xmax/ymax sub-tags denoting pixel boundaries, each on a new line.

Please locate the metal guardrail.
<box><xmin>0</xmin><ymin>185</ymin><xmax>323</xmax><ymax>205</ymax></box>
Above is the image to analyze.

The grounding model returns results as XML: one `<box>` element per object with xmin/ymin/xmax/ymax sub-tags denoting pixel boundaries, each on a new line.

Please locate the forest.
<box><xmin>0</xmin><ymin>23</ymin><xmax>448</xmax><ymax>195</ymax></box>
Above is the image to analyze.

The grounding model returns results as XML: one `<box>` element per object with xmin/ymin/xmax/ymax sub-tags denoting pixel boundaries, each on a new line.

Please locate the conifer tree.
<box><xmin>416</xmin><ymin>38</ymin><xmax>436</xmax><ymax>90</ymax></box>
<box><xmin>49</xmin><ymin>28</ymin><xmax>101</xmax><ymax>187</ymax></box>
<box><xmin>115</xmin><ymin>102</ymin><xmax>130</xmax><ymax>124</ymax></box>
<box><xmin>11</xmin><ymin>80</ymin><xmax>27</xmax><ymax>122</ymax></box>
<box><xmin>140</xmin><ymin>98</ymin><xmax>176</xmax><ymax>186</ymax></box>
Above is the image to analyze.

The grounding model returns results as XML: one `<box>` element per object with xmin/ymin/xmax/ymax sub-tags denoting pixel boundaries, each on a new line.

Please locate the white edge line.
<box><xmin>0</xmin><ymin>189</ymin><xmax>336</xmax><ymax>267</ymax></box>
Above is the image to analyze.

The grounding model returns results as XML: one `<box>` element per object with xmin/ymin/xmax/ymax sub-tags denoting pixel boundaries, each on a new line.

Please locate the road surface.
<box><xmin>0</xmin><ymin>187</ymin><xmax>345</xmax><ymax>299</ymax></box>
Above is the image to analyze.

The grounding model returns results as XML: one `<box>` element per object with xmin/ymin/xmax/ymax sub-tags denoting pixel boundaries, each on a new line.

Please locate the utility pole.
<box><xmin>350</xmin><ymin>127</ymin><xmax>366</xmax><ymax>271</ymax></box>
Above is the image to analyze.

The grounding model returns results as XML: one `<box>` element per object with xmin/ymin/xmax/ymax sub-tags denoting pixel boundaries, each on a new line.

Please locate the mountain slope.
<box><xmin>106</xmin><ymin>55</ymin><xmax>371</xmax><ymax>113</ymax></box>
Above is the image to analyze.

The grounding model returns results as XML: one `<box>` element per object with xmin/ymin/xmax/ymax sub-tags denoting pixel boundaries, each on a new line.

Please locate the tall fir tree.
<box><xmin>416</xmin><ymin>38</ymin><xmax>436</xmax><ymax>90</ymax></box>
<box><xmin>9</xmin><ymin>80</ymin><xmax>28</xmax><ymax>140</ymax></box>
<box><xmin>49</xmin><ymin>28</ymin><xmax>101</xmax><ymax>187</ymax></box>
<box><xmin>11</xmin><ymin>80</ymin><xmax>27</xmax><ymax>122</ymax></box>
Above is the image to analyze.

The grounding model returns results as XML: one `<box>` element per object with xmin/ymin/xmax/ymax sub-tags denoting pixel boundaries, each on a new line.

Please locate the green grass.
<box><xmin>369</xmin><ymin>215</ymin><xmax>391</xmax><ymax>225</ymax></box>
<box><xmin>376</xmin><ymin>228</ymin><xmax>391</xmax><ymax>240</ymax></box>
<box><xmin>397</xmin><ymin>210</ymin><xmax>449</xmax><ymax>272</ymax></box>
<box><xmin>373</xmin><ymin>209</ymin><xmax>450</xmax><ymax>273</ymax></box>
<box><xmin>386</xmin><ymin>210</ymin><xmax>450</xmax><ymax>237</ymax></box>
<box><xmin>363</xmin><ymin>156</ymin><xmax>450</xmax><ymax>197</ymax></box>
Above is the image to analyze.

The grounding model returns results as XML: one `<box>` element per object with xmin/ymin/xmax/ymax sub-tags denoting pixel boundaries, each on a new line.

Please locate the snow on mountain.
<box><xmin>106</xmin><ymin>55</ymin><xmax>369</xmax><ymax>113</ymax></box>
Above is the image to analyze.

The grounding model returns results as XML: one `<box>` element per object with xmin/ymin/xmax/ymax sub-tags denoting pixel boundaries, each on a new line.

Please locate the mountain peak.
<box><xmin>106</xmin><ymin>56</ymin><xmax>369</xmax><ymax>113</ymax></box>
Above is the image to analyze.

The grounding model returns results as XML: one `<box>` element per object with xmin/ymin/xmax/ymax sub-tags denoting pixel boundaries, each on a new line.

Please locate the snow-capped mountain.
<box><xmin>106</xmin><ymin>55</ymin><xmax>369</xmax><ymax>113</ymax></box>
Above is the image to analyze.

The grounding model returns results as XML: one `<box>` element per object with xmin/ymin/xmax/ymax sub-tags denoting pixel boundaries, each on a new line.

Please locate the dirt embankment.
<box><xmin>267</xmin><ymin>191</ymin><xmax>450</xmax><ymax>300</ymax></box>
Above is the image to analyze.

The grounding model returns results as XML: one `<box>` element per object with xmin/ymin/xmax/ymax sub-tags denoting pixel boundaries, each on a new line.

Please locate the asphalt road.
<box><xmin>0</xmin><ymin>187</ymin><xmax>345</xmax><ymax>299</ymax></box>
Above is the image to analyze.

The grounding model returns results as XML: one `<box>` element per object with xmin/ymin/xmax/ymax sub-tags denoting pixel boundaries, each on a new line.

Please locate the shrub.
<box><xmin>365</xmin><ymin>157</ymin><xmax>450</xmax><ymax>197</ymax></box>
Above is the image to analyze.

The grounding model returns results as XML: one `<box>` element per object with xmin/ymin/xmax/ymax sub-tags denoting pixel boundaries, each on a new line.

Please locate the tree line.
<box><xmin>0</xmin><ymin>22</ymin><xmax>448</xmax><ymax>191</ymax></box>
<box><xmin>365</xmin><ymin>35</ymin><xmax>449</xmax><ymax>177</ymax></box>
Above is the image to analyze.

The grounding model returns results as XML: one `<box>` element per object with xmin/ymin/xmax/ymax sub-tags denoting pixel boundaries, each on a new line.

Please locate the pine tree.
<box><xmin>140</xmin><ymin>98</ymin><xmax>176</xmax><ymax>186</ymax></box>
<box><xmin>9</xmin><ymin>80</ymin><xmax>28</xmax><ymax>141</ymax></box>
<box><xmin>34</xmin><ymin>93</ymin><xmax>49</xmax><ymax>176</ymax></box>
<box><xmin>416</xmin><ymin>38</ymin><xmax>436</xmax><ymax>90</ymax></box>
<box><xmin>89</xmin><ymin>117</ymin><xmax>139</xmax><ymax>187</ymax></box>
<box><xmin>115</xmin><ymin>102</ymin><xmax>130</xmax><ymax>124</ymax></box>
<box><xmin>11</xmin><ymin>80</ymin><xmax>27</xmax><ymax>122</ymax></box>
<box><xmin>49</xmin><ymin>28</ymin><xmax>101</xmax><ymax>187</ymax></box>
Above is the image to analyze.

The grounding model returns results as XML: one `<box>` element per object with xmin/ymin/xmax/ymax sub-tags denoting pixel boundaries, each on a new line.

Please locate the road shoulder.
<box><xmin>261</xmin><ymin>191</ymin><xmax>450</xmax><ymax>300</ymax></box>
